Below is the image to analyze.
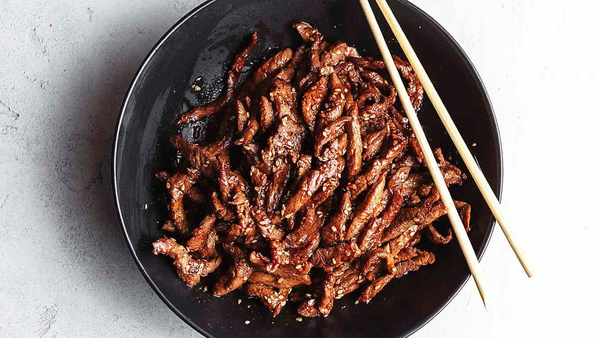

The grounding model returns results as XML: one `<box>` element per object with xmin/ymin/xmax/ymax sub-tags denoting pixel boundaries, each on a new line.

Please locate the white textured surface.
<box><xmin>0</xmin><ymin>0</ymin><xmax>597</xmax><ymax>337</ymax></box>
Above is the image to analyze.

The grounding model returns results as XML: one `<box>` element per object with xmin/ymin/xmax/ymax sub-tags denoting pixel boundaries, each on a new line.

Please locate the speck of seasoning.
<box><xmin>144</xmin><ymin>204</ymin><xmax>148</xmax><ymax>210</ymax></box>
<box><xmin>472</xmin><ymin>142</ymin><xmax>477</xmax><ymax>146</ymax></box>
<box><xmin>204</xmin><ymin>286</ymin><xmax>208</xmax><ymax>292</ymax></box>
<box><xmin>355</xmin><ymin>300</ymin><xmax>359</xmax><ymax>305</ymax></box>
<box><xmin>296</xmin><ymin>317</ymin><xmax>303</xmax><ymax>322</ymax></box>
<box><xmin>245</xmin><ymin>320</ymin><xmax>250</xmax><ymax>325</ymax></box>
<box><xmin>247</xmin><ymin>305</ymin><xmax>251</xmax><ymax>308</ymax></box>
<box><xmin>277</xmin><ymin>278</ymin><xmax>284</xmax><ymax>283</ymax></box>
<box><xmin>238</xmin><ymin>299</ymin><xmax>242</xmax><ymax>305</ymax></box>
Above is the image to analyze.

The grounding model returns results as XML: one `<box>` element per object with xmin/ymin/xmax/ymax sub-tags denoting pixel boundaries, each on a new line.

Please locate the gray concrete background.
<box><xmin>1</xmin><ymin>0</ymin><xmax>598</xmax><ymax>337</ymax></box>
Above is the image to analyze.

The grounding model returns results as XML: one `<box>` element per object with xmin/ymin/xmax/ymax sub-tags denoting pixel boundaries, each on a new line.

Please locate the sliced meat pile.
<box><xmin>152</xmin><ymin>23</ymin><xmax>471</xmax><ymax>318</ymax></box>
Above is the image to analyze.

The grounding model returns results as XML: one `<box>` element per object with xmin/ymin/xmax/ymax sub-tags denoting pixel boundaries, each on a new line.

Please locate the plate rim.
<box><xmin>111</xmin><ymin>0</ymin><xmax>504</xmax><ymax>337</ymax></box>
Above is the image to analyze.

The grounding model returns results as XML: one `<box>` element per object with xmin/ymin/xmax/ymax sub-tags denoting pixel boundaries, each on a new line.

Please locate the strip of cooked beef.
<box><xmin>424</xmin><ymin>224</ymin><xmax>453</xmax><ymax>245</ymax></box>
<box><xmin>301</xmin><ymin>75</ymin><xmax>329</xmax><ymax>131</ymax></box>
<box><xmin>165</xmin><ymin>169</ymin><xmax>199</xmax><ymax>233</ymax></box>
<box><xmin>213</xmin><ymin>244</ymin><xmax>253</xmax><ymax>296</ymax></box>
<box><xmin>345</xmin><ymin>102</ymin><xmax>363</xmax><ymax>178</ymax></box>
<box><xmin>281</xmin><ymin>157</ymin><xmax>343</xmax><ymax>219</ymax></box>
<box><xmin>358</xmin><ymin>191</ymin><xmax>404</xmax><ymax>251</ymax></box>
<box><xmin>186</xmin><ymin>214</ymin><xmax>218</xmax><ymax>257</ymax></box>
<box><xmin>152</xmin><ymin>237</ymin><xmax>222</xmax><ymax>287</ymax></box>
<box><xmin>359</xmin><ymin>274</ymin><xmax>394</xmax><ymax>304</ymax></box>
<box><xmin>246</xmin><ymin>283</ymin><xmax>290</xmax><ymax>317</ymax></box>
<box><xmin>176</xmin><ymin>33</ymin><xmax>258</xmax><ymax>126</ymax></box>
<box><xmin>345</xmin><ymin>173</ymin><xmax>388</xmax><ymax>240</ymax></box>
<box><xmin>321</xmin><ymin>190</ymin><xmax>352</xmax><ymax>245</ymax></box>
<box><xmin>349</xmin><ymin>135</ymin><xmax>407</xmax><ymax>199</ymax></box>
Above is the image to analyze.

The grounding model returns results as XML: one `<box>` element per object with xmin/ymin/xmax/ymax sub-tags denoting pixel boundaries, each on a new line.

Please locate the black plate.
<box><xmin>112</xmin><ymin>0</ymin><xmax>502</xmax><ymax>337</ymax></box>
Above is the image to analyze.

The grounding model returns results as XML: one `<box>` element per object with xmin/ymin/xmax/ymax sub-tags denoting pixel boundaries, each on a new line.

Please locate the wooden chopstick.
<box><xmin>358</xmin><ymin>0</ymin><xmax>491</xmax><ymax>310</ymax></box>
<box><xmin>374</xmin><ymin>0</ymin><xmax>534</xmax><ymax>278</ymax></box>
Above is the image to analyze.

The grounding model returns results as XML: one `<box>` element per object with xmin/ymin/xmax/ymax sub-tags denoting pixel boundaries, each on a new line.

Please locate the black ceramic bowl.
<box><xmin>113</xmin><ymin>0</ymin><xmax>502</xmax><ymax>336</ymax></box>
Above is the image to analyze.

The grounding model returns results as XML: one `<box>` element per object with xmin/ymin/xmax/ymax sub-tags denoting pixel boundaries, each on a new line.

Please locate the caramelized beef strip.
<box><xmin>250</xmin><ymin>206</ymin><xmax>284</xmax><ymax>241</ymax></box>
<box><xmin>358</xmin><ymin>249</ymin><xmax>397</xmax><ymax>281</ymax></box>
<box><xmin>285</xmin><ymin>208</ymin><xmax>323</xmax><ymax>248</ymax></box>
<box><xmin>252</xmin><ymin>48</ymin><xmax>293</xmax><ymax>86</ymax></box>
<box><xmin>261</xmin><ymin>115</ymin><xmax>306</xmax><ymax>168</ymax></box>
<box><xmin>295</xmin><ymin>154</ymin><xmax>313</xmax><ymax>182</ymax></box>
<box><xmin>281</xmin><ymin>157</ymin><xmax>343</xmax><ymax>219</ymax></box>
<box><xmin>210</xmin><ymin>191</ymin><xmax>236</xmax><ymax>222</ymax></box>
<box><xmin>186</xmin><ymin>214</ymin><xmax>217</xmax><ymax>256</ymax></box>
<box><xmin>394</xmin><ymin>249</ymin><xmax>435</xmax><ymax>278</ymax></box>
<box><xmin>297</xmin><ymin>299</ymin><xmax>319</xmax><ymax>317</ymax></box>
<box><xmin>346</xmin><ymin>102</ymin><xmax>363</xmax><ymax>178</ymax></box>
<box><xmin>317</xmin><ymin>273</ymin><xmax>336</xmax><ymax>316</ymax></box>
<box><xmin>249</xmin><ymin>165</ymin><xmax>269</xmax><ymax>207</ymax></box>
<box><xmin>359</xmin><ymin>274</ymin><xmax>394</xmax><ymax>304</ymax></box>
<box><xmin>455</xmin><ymin>201</ymin><xmax>472</xmax><ymax>231</ymax></box>
<box><xmin>348</xmin><ymin>56</ymin><xmax>385</xmax><ymax>70</ymax></box>
<box><xmin>242</xmin><ymin>142</ymin><xmax>270</xmax><ymax>174</ymax></box>
<box><xmin>165</xmin><ymin>170</ymin><xmax>199</xmax><ymax>233</ymax></box>
<box><xmin>321</xmin><ymin>191</ymin><xmax>352</xmax><ymax>245</ymax></box>
<box><xmin>392</xmin><ymin>55</ymin><xmax>424</xmax><ymax>111</ymax></box>
<box><xmin>235</xmin><ymin>119</ymin><xmax>259</xmax><ymax>146</ymax></box>
<box><xmin>358</xmin><ymin>191</ymin><xmax>403</xmax><ymax>251</ymax></box>
<box><xmin>349</xmin><ymin>136</ymin><xmax>407</xmax><ymax>199</ymax></box>
<box><xmin>288</xmin><ymin>230</ymin><xmax>322</xmax><ymax>266</ymax></box>
<box><xmin>170</xmin><ymin>135</ymin><xmax>230</xmax><ymax>177</ymax></box>
<box><xmin>301</xmin><ymin>75</ymin><xmax>329</xmax><ymax>131</ymax></box>
<box><xmin>265</xmin><ymin>158</ymin><xmax>291</xmax><ymax>214</ymax></box>
<box><xmin>311</xmin><ymin>241</ymin><xmax>362</xmax><ymax>269</ymax></box>
<box><xmin>362</xmin><ymin>128</ymin><xmax>388</xmax><ymax>162</ymax></box>
<box><xmin>270</xmin><ymin>78</ymin><xmax>302</xmax><ymax>123</ymax></box>
<box><xmin>314</xmin><ymin>115</ymin><xmax>351</xmax><ymax>157</ymax></box>
<box><xmin>345</xmin><ymin>173</ymin><xmax>388</xmax><ymax>240</ymax></box>
<box><xmin>276</xmin><ymin>44</ymin><xmax>308</xmax><ymax>82</ymax></box>
<box><xmin>425</xmin><ymin>224</ymin><xmax>453</xmax><ymax>244</ymax></box>
<box><xmin>235</xmin><ymin>99</ymin><xmax>249</xmax><ymax>134</ymax></box>
<box><xmin>382</xmin><ymin>196</ymin><xmax>447</xmax><ymax>243</ymax></box>
<box><xmin>176</xmin><ymin>33</ymin><xmax>257</xmax><ymax>126</ymax></box>
<box><xmin>152</xmin><ymin>237</ymin><xmax>222</xmax><ymax>287</ymax></box>
<box><xmin>248</xmin><ymin>271</ymin><xmax>311</xmax><ymax>289</ymax></box>
<box><xmin>259</xmin><ymin>95</ymin><xmax>275</xmax><ymax>131</ymax></box>
<box><xmin>319</xmin><ymin>42</ymin><xmax>359</xmax><ymax>76</ymax></box>
<box><xmin>293</xmin><ymin>22</ymin><xmax>323</xmax><ymax>42</ymax></box>
<box><xmin>246</xmin><ymin>283</ymin><xmax>290</xmax><ymax>317</ymax></box>
<box><xmin>308</xmin><ymin>157</ymin><xmax>345</xmax><ymax>208</ymax></box>
<box><xmin>213</xmin><ymin>244</ymin><xmax>253</xmax><ymax>296</ymax></box>
<box><xmin>387</xmin><ymin>166</ymin><xmax>411</xmax><ymax>192</ymax></box>
<box><xmin>434</xmin><ymin>148</ymin><xmax>467</xmax><ymax>186</ymax></box>
<box><xmin>318</xmin><ymin>73</ymin><xmax>346</xmax><ymax>126</ymax></box>
<box><xmin>333</xmin><ymin>266</ymin><xmax>366</xmax><ymax>298</ymax></box>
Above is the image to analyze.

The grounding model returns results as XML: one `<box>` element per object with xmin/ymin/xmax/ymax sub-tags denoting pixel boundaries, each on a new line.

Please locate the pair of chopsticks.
<box><xmin>359</xmin><ymin>0</ymin><xmax>534</xmax><ymax>310</ymax></box>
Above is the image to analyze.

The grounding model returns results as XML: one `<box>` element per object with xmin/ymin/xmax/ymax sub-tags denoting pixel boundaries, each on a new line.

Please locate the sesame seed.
<box><xmin>144</xmin><ymin>204</ymin><xmax>148</xmax><ymax>210</ymax></box>
<box><xmin>296</xmin><ymin>317</ymin><xmax>303</xmax><ymax>322</ymax></box>
<box><xmin>296</xmin><ymin>265</ymin><xmax>302</xmax><ymax>270</ymax></box>
<box><xmin>355</xmin><ymin>300</ymin><xmax>359</xmax><ymax>305</ymax></box>
<box><xmin>245</xmin><ymin>320</ymin><xmax>250</xmax><ymax>325</ymax></box>
<box><xmin>472</xmin><ymin>142</ymin><xmax>477</xmax><ymax>146</ymax></box>
<box><xmin>238</xmin><ymin>299</ymin><xmax>242</xmax><ymax>304</ymax></box>
<box><xmin>331</xmin><ymin>226</ymin><xmax>337</xmax><ymax>232</ymax></box>
<box><xmin>277</xmin><ymin>278</ymin><xmax>284</xmax><ymax>283</ymax></box>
